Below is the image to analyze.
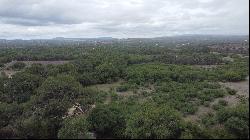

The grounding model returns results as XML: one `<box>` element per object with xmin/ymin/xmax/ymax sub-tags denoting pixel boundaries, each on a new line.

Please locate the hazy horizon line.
<box><xmin>1</xmin><ymin>34</ymin><xmax>249</xmax><ymax>40</ymax></box>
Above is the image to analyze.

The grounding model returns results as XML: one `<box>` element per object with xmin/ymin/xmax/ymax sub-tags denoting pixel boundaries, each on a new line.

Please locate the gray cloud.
<box><xmin>0</xmin><ymin>0</ymin><xmax>248</xmax><ymax>39</ymax></box>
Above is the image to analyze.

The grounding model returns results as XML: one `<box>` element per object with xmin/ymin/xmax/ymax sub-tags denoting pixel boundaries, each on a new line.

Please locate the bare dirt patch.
<box><xmin>219</xmin><ymin>76</ymin><xmax>249</xmax><ymax>98</ymax></box>
<box><xmin>89</xmin><ymin>80</ymin><xmax>136</xmax><ymax>100</ymax></box>
<box><xmin>64</xmin><ymin>103</ymin><xmax>96</xmax><ymax>119</ymax></box>
<box><xmin>20</xmin><ymin>60</ymin><xmax>70</xmax><ymax>66</ymax></box>
<box><xmin>2</xmin><ymin>70</ymin><xmax>17</xmax><ymax>78</ymax></box>
<box><xmin>193</xmin><ymin>65</ymin><xmax>221</xmax><ymax>69</ymax></box>
<box><xmin>211</xmin><ymin>95</ymin><xmax>239</xmax><ymax>107</ymax></box>
<box><xmin>184</xmin><ymin>106</ymin><xmax>213</xmax><ymax>122</ymax></box>
<box><xmin>1</xmin><ymin>60</ymin><xmax>71</xmax><ymax>78</ymax></box>
<box><xmin>104</xmin><ymin>94</ymin><xmax>112</xmax><ymax>105</ymax></box>
<box><xmin>185</xmin><ymin>76</ymin><xmax>249</xmax><ymax>122</ymax></box>
<box><xmin>4</xmin><ymin>60</ymin><xmax>70</xmax><ymax>69</ymax></box>
<box><xmin>117</xmin><ymin>91</ymin><xmax>134</xmax><ymax>96</ymax></box>
<box><xmin>89</xmin><ymin>81</ymin><xmax>123</xmax><ymax>92</ymax></box>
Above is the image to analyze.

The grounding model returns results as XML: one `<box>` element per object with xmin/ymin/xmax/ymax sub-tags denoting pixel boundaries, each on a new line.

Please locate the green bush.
<box><xmin>226</xmin><ymin>87</ymin><xmax>237</xmax><ymax>95</ymax></box>
<box><xmin>218</xmin><ymin>100</ymin><xmax>228</xmax><ymax>106</ymax></box>
<box><xmin>201</xmin><ymin>113</ymin><xmax>217</xmax><ymax>127</ymax></box>
<box><xmin>87</xmin><ymin>104</ymin><xmax>126</xmax><ymax>138</ymax></box>
<box><xmin>58</xmin><ymin>116</ymin><xmax>92</xmax><ymax>139</ymax></box>
<box><xmin>125</xmin><ymin>104</ymin><xmax>182</xmax><ymax>139</ymax></box>
<box><xmin>212</xmin><ymin>104</ymin><xmax>224</xmax><ymax>110</ymax></box>
<box><xmin>224</xmin><ymin>117</ymin><xmax>249</xmax><ymax>138</ymax></box>
<box><xmin>204</xmin><ymin>101</ymin><xmax>210</xmax><ymax>107</ymax></box>
<box><xmin>216</xmin><ymin>104</ymin><xmax>249</xmax><ymax>138</ymax></box>
<box><xmin>0</xmin><ymin>63</ymin><xmax>4</xmax><ymax>68</ymax></box>
<box><xmin>180</xmin><ymin>122</ymin><xmax>211</xmax><ymax>139</ymax></box>
<box><xmin>11</xmin><ymin>62</ymin><xmax>26</xmax><ymax>70</ymax></box>
<box><xmin>116</xmin><ymin>85</ymin><xmax>129</xmax><ymax>92</ymax></box>
<box><xmin>36</xmin><ymin>75</ymin><xmax>81</xmax><ymax>101</ymax></box>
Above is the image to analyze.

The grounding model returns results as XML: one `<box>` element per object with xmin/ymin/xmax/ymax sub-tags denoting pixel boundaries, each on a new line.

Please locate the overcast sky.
<box><xmin>0</xmin><ymin>0</ymin><xmax>249</xmax><ymax>39</ymax></box>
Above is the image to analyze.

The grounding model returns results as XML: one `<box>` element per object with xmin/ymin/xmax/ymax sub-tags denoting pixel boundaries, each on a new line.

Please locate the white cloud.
<box><xmin>0</xmin><ymin>0</ymin><xmax>248</xmax><ymax>39</ymax></box>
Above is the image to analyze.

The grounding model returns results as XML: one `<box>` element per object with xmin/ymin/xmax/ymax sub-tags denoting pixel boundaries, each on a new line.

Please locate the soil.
<box><xmin>1</xmin><ymin>60</ymin><xmax>70</xmax><ymax>78</ymax></box>
<box><xmin>184</xmin><ymin>76</ymin><xmax>249</xmax><ymax>122</ymax></box>
<box><xmin>89</xmin><ymin>80</ymin><xmax>123</xmax><ymax>92</ymax></box>
<box><xmin>20</xmin><ymin>60</ymin><xmax>70</xmax><ymax>66</ymax></box>
<box><xmin>219</xmin><ymin>76</ymin><xmax>249</xmax><ymax>98</ymax></box>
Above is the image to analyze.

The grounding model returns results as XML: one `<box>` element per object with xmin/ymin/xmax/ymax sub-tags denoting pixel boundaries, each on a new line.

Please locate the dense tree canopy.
<box><xmin>0</xmin><ymin>38</ymin><xmax>248</xmax><ymax>139</ymax></box>
<box><xmin>125</xmin><ymin>104</ymin><xmax>182</xmax><ymax>139</ymax></box>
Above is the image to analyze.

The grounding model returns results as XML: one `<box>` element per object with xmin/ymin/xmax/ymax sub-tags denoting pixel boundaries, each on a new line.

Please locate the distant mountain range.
<box><xmin>0</xmin><ymin>35</ymin><xmax>248</xmax><ymax>49</ymax></box>
<box><xmin>0</xmin><ymin>35</ymin><xmax>248</xmax><ymax>41</ymax></box>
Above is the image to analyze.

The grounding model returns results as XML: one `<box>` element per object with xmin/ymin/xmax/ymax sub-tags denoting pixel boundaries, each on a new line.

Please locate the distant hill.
<box><xmin>0</xmin><ymin>35</ymin><xmax>248</xmax><ymax>48</ymax></box>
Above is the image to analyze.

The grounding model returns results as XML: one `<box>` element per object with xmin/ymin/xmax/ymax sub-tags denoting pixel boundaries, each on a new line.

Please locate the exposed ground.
<box><xmin>19</xmin><ymin>60</ymin><xmax>70</xmax><ymax>66</ymax></box>
<box><xmin>219</xmin><ymin>76</ymin><xmax>249</xmax><ymax>98</ymax></box>
<box><xmin>0</xmin><ymin>60</ymin><xmax>70</xmax><ymax>78</ymax></box>
<box><xmin>89</xmin><ymin>80</ymin><xmax>123</xmax><ymax>92</ymax></box>
<box><xmin>90</xmin><ymin>76</ymin><xmax>249</xmax><ymax>123</ymax></box>
<box><xmin>65</xmin><ymin>103</ymin><xmax>96</xmax><ymax>119</ymax></box>
<box><xmin>184</xmin><ymin>76</ymin><xmax>249</xmax><ymax>122</ymax></box>
<box><xmin>193</xmin><ymin>65</ymin><xmax>221</xmax><ymax>69</ymax></box>
<box><xmin>0</xmin><ymin>70</ymin><xmax>17</xmax><ymax>78</ymax></box>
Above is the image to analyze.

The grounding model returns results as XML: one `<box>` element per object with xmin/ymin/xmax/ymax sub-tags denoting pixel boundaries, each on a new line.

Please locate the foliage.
<box><xmin>58</xmin><ymin>116</ymin><xmax>92</xmax><ymax>139</ymax></box>
<box><xmin>87</xmin><ymin>104</ymin><xmax>126</xmax><ymax>138</ymax></box>
<box><xmin>0</xmin><ymin>40</ymin><xmax>248</xmax><ymax>139</ymax></box>
<box><xmin>4</xmin><ymin>72</ymin><xmax>42</xmax><ymax>103</ymax></box>
<box><xmin>36</xmin><ymin>75</ymin><xmax>81</xmax><ymax>101</ymax></box>
<box><xmin>125</xmin><ymin>104</ymin><xmax>182</xmax><ymax>139</ymax></box>
<box><xmin>10</xmin><ymin>62</ymin><xmax>26</xmax><ymax>70</ymax></box>
<box><xmin>216</xmin><ymin>103</ymin><xmax>249</xmax><ymax>138</ymax></box>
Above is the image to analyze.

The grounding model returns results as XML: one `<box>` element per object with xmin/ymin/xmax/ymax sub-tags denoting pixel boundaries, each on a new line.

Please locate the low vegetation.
<box><xmin>0</xmin><ymin>39</ymin><xmax>249</xmax><ymax>139</ymax></box>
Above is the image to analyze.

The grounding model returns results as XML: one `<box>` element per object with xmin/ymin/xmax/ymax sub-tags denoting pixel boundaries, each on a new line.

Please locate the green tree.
<box><xmin>125</xmin><ymin>104</ymin><xmax>182</xmax><ymax>139</ymax></box>
<box><xmin>37</xmin><ymin>75</ymin><xmax>81</xmax><ymax>101</ymax></box>
<box><xmin>217</xmin><ymin>103</ymin><xmax>249</xmax><ymax>138</ymax></box>
<box><xmin>95</xmin><ymin>62</ymin><xmax>120</xmax><ymax>83</ymax></box>
<box><xmin>58</xmin><ymin>116</ymin><xmax>92</xmax><ymax>139</ymax></box>
<box><xmin>10</xmin><ymin>62</ymin><xmax>26</xmax><ymax>70</ymax></box>
<box><xmin>87</xmin><ymin>104</ymin><xmax>126</xmax><ymax>138</ymax></box>
<box><xmin>0</xmin><ymin>103</ymin><xmax>22</xmax><ymax>128</ymax></box>
<box><xmin>5</xmin><ymin>72</ymin><xmax>42</xmax><ymax>103</ymax></box>
<box><xmin>16</xmin><ymin>116</ymin><xmax>60</xmax><ymax>139</ymax></box>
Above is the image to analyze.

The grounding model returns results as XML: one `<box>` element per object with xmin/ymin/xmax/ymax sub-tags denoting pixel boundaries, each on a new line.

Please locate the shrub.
<box><xmin>125</xmin><ymin>104</ymin><xmax>182</xmax><ymax>139</ymax></box>
<box><xmin>212</xmin><ymin>104</ymin><xmax>224</xmax><ymax>110</ymax></box>
<box><xmin>224</xmin><ymin>117</ymin><xmax>249</xmax><ymax>138</ymax></box>
<box><xmin>204</xmin><ymin>101</ymin><xmax>210</xmax><ymax>107</ymax></box>
<box><xmin>87</xmin><ymin>104</ymin><xmax>126</xmax><ymax>138</ymax></box>
<box><xmin>218</xmin><ymin>100</ymin><xmax>228</xmax><ymax>106</ymax></box>
<box><xmin>11</xmin><ymin>62</ymin><xmax>26</xmax><ymax>70</ymax></box>
<box><xmin>201</xmin><ymin>113</ymin><xmax>217</xmax><ymax>127</ymax></box>
<box><xmin>216</xmin><ymin>104</ymin><xmax>249</xmax><ymax>138</ymax></box>
<box><xmin>116</xmin><ymin>85</ymin><xmax>129</xmax><ymax>92</ymax></box>
<box><xmin>0</xmin><ymin>63</ymin><xmax>4</xmax><ymax>68</ymax></box>
<box><xmin>226</xmin><ymin>87</ymin><xmax>237</xmax><ymax>95</ymax></box>
<box><xmin>58</xmin><ymin>116</ymin><xmax>92</xmax><ymax>139</ymax></box>
<box><xmin>180</xmin><ymin>122</ymin><xmax>211</xmax><ymax>139</ymax></box>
